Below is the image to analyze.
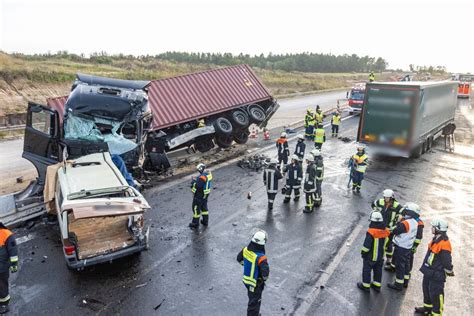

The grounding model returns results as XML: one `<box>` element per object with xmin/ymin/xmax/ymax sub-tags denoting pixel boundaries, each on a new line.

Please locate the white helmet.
<box><xmin>251</xmin><ymin>230</ymin><xmax>267</xmax><ymax>245</ymax></box>
<box><xmin>306</xmin><ymin>155</ymin><xmax>315</xmax><ymax>162</ymax></box>
<box><xmin>311</xmin><ymin>149</ymin><xmax>321</xmax><ymax>157</ymax></box>
<box><xmin>431</xmin><ymin>219</ymin><xmax>448</xmax><ymax>232</ymax></box>
<box><xmin>383</xmin><ymin>189</ymin><xmax>394</xmax><ymax>199</ymax></box>
<box><xmin>280</xmin><ymin>132</ymin><xmax>287</xmax><ymax>138</ymax></box>
<box><xmin>196</xmin><ymin>163</ymin><xmax>206</xmax><ymax>173</ymax></box>
<box><xmin>291</xmin><ymin>154</ymin><xmax>299</xmax><ymax>161</ymax></box>
<box><xmin>403</xmin><ymin>202</ymin><xmax>420</xmax><ymax>215</ymax></box>
<box><xmin>270</xmin><ymin>158</ymin><xmax>279</xmax><ymax>165</ymax></box>
<box><xmin>297</xmin><ymin>134</ymin><xmax>305</xmax><ymax>140</ymax></box>
<box><xmin>369</xmin><ymin>211</ymin><xmax>384</xmax><ymax>222</ymax></box>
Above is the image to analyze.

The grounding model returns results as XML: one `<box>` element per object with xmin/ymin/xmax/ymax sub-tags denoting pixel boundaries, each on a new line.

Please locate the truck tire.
<box><xmin>213</xmin><ymin>117</ymin><xmax>233</xmax><ymax>135</ymax></box>
<box><xmin>231</xmin><ymin>110</ymin><xmax>250</xmax><ymax>128</ymax></box>
<box><xmin>248</xmin><ymin>104</ymin><xmax>266</xmax><ymax>124</ymax></box>
<box><xmin>410</xmin><ymin>144</ymin><xmax>423</xmax><ymax>158</ymax></box>
<box><xmin>194</xmin><ymin>136</ymin><xmax>214</xmax><ymax>153</ymax></box>
<box><xmin>233</xmin><ymin>130</ymin><xmax>249</xmax><ymax>144</ymax></box>
<box><xmin>215</xmin><ymin>134</ymin><xmax>233</xmax><ymax>149</ymax></box>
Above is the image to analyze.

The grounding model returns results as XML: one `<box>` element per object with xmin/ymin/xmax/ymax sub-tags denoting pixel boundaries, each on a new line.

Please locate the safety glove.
<box><xmin>446</xmin><ymin>271</ymin><xmax>455</xmax><ymax>277</ymax></box>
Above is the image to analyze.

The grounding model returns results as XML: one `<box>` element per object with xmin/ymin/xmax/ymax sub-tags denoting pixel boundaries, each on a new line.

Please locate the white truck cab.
<box><xmin>54</xmin><ymin>152</ymin><xmax>150</xmax><ymax>270</ymax></box>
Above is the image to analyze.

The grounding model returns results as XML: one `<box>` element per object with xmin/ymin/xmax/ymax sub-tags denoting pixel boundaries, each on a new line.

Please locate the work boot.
<box><xmin>294</xmin><ymin>196</ymin><xmax>300</xmax><ymax>202</ymax></box>
<box><xmin>0</xmin><ymin>305</ymin><xmax>9</xmax><ymax>314</ymax></box>
<box><xmin>403</xmin><ymin>279</ymin><xmax>410</xmax><ymax>288</ymax></box>
<box><xmin>200</xmin><ymin>219</ymin><xmax>208</xmax><ymax>226</ymax></box>
<box><xmin>356</xmin><ymin>187</ymin><xmax>361</xmax><ymax>193</ymax></box>
<box><xmin>414</xmin><ymin>306</ymin><xmax>432</xmax><ymax>314</ymax></box>
<box><xmin>188</xmin><ymin>222</ymin><xmax>199</xmax><ymax>229</ymax></box>
<box><xmin>352</xmin><ymin>185</ymin><xmax>357</xmax><ymax>192</ymax></box>
<box><xmin>357</xmin><ymin>282</ymin><xmax>370</xmax><ymax>292</ymax></box>
<box><xmin>283</xmin><ymin>198</ymin><xmax>290</xmax><ymax>204</ymax></box>
<box><xmin>387</xmin><ymin>282</ymin><xmax>403</xmax><ymax>291</ymax></box>
<box><xmin>371</xmin><ymin>283</ymin><xmax>381</xmax><ymax>292</ymax></box>
<box><xmin>303</xmin><ymin>207</ymin><xmax>313</xmax><ymax>213</ymax></box>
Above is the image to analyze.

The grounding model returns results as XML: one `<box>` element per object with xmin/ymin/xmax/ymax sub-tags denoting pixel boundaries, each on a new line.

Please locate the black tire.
<box><xmin>213</xmin><ymin>117</ymin><xmax>233</xmax><ymax>135</ymax></box>
<box><xmin>230</xmin><ymin>110</ymin><xmax>250</xmax><ymax>128</ymax></box>
<box><xmin>422</xmin><ymin>141</ymin><xmax>427</xmax><ymax>154</ymax></box>
<box><xmin>233</xmin><ymin>130</ymin><xmax>249</xmax><ymax>144</ymax></box>
<box><xmin>427</xmin><ymin>137</ymin><xmax>433</xmax><ymax>150</ymax></box>
<box><xmin>194</xmin><ymin>137</ymin><xmax>214</xmax><ymax>153</ymax></box>
<box><xmin>215</xmin><ymin>134</ymin><xmax>233</xmax><ymax>149</ymax></box>
<box><xmin>248</xmin><ymin>105</ymin><xmax>266</xmax><ymax>124</ymax></box>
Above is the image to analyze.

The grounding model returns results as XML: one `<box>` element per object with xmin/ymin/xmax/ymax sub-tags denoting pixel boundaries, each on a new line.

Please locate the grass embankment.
<box><xmin>0</xmin><ymin>52</ymin><xmax>375</xmax><ymax>115</ymax></box>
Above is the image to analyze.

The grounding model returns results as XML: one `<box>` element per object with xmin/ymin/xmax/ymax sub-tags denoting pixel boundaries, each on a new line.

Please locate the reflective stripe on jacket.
<box><xmin>242</xmin><ymin>247</ymin><xmax>267</xmax><ymax>288</ymax></box>
<box><xmin>393</xmin><ymin>218</ymin><xmax>418</xmax><ymax>249</ymax></box>
<box><xmin>314</xmin><ymin>112</ymin><xmax>324</xmax><ymax>123</ymax></box>
<box><xmin>263</xmin><ymin>168</ymin><xmax>282</xmax><ymax>193</ymax></box>
<box><xmin>420</xmin><ymin>235</ymin><xmax>453</xmax><ymax>282</ymax></box>
<box><xmin>305</xmin><ymin>114</ymin><xmax>315</xmax><ymax>127</ymax></box>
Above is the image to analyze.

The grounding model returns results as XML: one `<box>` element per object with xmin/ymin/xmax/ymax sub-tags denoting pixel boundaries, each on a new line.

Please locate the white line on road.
<box><xmin>16</xmin><ymin>234</ymin><xmax>35</xmax><ymax>245</ymax></box>
<box><xmin>292</xmin><ymin>223</ymin><xmax>364</xmax><ymax>315</ymax></box>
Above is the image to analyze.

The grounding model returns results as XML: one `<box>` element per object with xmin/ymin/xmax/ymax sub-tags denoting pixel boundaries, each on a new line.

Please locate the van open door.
<box><xmin>22</xmin><ymin>102</ymin><xmax>61</xmax><ymax>190</ymax></box>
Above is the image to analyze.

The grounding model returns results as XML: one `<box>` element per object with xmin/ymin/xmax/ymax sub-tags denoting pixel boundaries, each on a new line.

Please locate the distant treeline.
<box><xmin>10</xmin><ymin>51</ymin><xmax>388</xmax><ymax>73</ymax></box>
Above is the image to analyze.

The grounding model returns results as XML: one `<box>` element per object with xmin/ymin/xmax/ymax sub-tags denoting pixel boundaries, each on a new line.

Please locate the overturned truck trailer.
<box><xmin>7</xmin><ymin>65</ymin><xmax>278</xmax><ymax>224</ymax></box>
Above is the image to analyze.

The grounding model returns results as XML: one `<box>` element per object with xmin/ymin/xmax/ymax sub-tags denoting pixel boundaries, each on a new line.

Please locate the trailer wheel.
<box><xmin>248</xmin><ymin>105</ymin><xmax>266</xmax><ymax>123</ymax></box>
<box><xmin>194</xmin><ymin>136</ymin><xmax>215</xmax><ymax>153</ymax></box>
<box><xmin>213</xmin><ymin>117</ymin><xmax>233</xmax><ymax>135</ymax></box>
<box><xmin>233</xmin><ymin>130</ymin><xmax>249</xmax><ymax>144</ymax></box>
<box><xmin>215</xmin><ymin>134</ymin><xmax>233</xmax><ymax>148</ymax></box>
<box><xmin>231</xmin><ymin>110</ymin><xmax>250</xmax><ymax>128</ymax></box>
<box><xmin>410</xmin><ymin>144</ymin><xmax>423</xmax><ymax>158</ymax></box>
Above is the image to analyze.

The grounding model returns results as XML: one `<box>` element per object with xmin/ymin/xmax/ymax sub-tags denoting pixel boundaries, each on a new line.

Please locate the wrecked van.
<box><xmin>54</xmin><ymin>152</ymin><xmax>150</xmax><ymax>269</ymax></box>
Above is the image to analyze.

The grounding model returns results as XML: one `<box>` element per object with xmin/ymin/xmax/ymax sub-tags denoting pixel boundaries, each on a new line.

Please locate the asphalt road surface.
<box><xmin>9</xmin><ymin>98</ymin><xmax>472</xmax><ymax>315</ymax></box>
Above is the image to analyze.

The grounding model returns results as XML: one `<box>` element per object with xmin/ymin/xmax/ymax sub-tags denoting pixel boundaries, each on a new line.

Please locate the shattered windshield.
<box><xmin>64</xmin><ymin>113</ymin><xmax>138</xmax><ymax>155</ymax></box>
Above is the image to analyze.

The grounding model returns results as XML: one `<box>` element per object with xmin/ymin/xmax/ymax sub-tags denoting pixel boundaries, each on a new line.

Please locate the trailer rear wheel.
<box><xmin>214</xmin><ymin>117</ymin><xmax>233</xmax><ymax>135</ymax></box>
<box><xmin>248</xmin><ymin>105</ymin><xmax>266</xmax><ymax>123</ymax></box>
<box><xmin>410</xmin><ymin>144</ymin><xmax>423</xmax><ymax>158</ymax></box>
<box><xmin>194</xmin><ymin>136</ymin><xmax>215</xmax><ymax>153</ymax></box>
<box><xmin>215</xmin><ymin>134</ymin><xmax>233</xmax><ymax>149</ymax></box>
<box><xmin>231</xmin><ymin>110</ymin><xmax>250</xmax><ymax>128</ymax></box>
<box><xmin>233</xmin><ymin>130</ymin><xmax>249</xmax><ymax>144</ymax></box>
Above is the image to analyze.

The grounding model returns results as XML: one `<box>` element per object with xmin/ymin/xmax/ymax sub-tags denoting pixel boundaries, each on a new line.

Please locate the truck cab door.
<box><xmin>23</xmin><ymin>102</ymin><xmax>61</xmax><ymax>188</ymax></box>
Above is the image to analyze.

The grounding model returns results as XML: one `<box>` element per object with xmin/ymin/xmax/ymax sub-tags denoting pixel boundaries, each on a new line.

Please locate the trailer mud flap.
<box><xmin>149</xmin><ymin>152</ymin><xmax>171</xmax><ymax>170</ymax></box>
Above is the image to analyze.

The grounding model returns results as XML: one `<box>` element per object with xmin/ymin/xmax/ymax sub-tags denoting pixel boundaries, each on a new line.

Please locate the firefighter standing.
<box><xmin>357</xmin><ymin>211</ymin><xmax>390</xmax><ymax>292</ymax></box>
<box><xmin>350</xmin><ymin>146</ymin><xmax>368</xmax><ymax>193</ymax></box>
<box><xmin>263</xmin><ymin>159</ymin><xmax>283</xmax><ymax>210</ymax></box>
<box><xmin>372</xmin><ymin>189</ymin><xmax>402</xmax><ymax>269</ymax></box>
<box><xmin>304</xmin><ymin>109</ymin><xmax>315</xmax><ymax>140</ymax></box>
<box><xmin>369</xmin><ymin>71</ymin><xmax>375</xmax><ymax>82</ymax></box>
<box><xmin>414</xmin><ymin>219</ymin><xmax>454</xmax><ymax>316</ymax></box>
<box><xmin>276</xmin><ymin>132</ymin><xmax>290</xmax><ymax>169</ymax></box>
<box><xmin>237</xmin><ymin>230</ymin><xmax>270</xmax><ymax>316</ymax></box>
<box><xmin>311</xmin><ymin>149</ymin><xmax>324</xmax><ymax>207</ymax></box>
<box><xmin>331</xmin><ymin>111</ymin><xmax>341</xmax><ymax>137</ymax></box>
<box><xmin>189</xmin><ymin>163</ymin><xmax>212</xmax><ymax>228</ymax></box>
<box><xmin>283</xmin><ymin>155</ymin><xmax>303</xmax><ymax>203</ymax></box>
<box><xmin>294</xmin><ymin>134</ymin><xmax>306</xmax><ymax>161</ymax></box>
<box><xmin>314</xmin><ymin>123</ymin><xmax>326</xmax><ymax>150</ymax></box>
<box><xmin>314</xmin><ymin>106</ymin><xmax>324</xmax><ymax>125</ymax></box>
<box><xmin>303</xmin><ymin>155</ymin><xmax>317</xmax><ymax>213</ymax></box>
<box><xmin>0</xmin><ymin>223</ymin><xmax>18</xmax><ymax>314</ymax></box>
<box><xmin>387</xmin><ymin>202</ymin><xmax>421</xmax><ymax>290</ymax></box>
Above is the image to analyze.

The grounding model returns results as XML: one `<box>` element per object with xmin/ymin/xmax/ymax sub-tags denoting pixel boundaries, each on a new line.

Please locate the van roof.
<box><xmin>58</xmin><ymin>152</ymin><xmax>128</xmax><ymax>196</ymax></box>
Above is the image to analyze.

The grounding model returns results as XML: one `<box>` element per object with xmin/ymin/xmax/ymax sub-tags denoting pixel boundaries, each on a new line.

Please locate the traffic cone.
<box><xmin>250</xmin><ymin>127</ymin><xmax>257</xmax><ymax>138</ymax></box>
<box><xmin>263</xmin><ymin>129</ymin><xmax>270</xmax><ymax>141</ymax></box>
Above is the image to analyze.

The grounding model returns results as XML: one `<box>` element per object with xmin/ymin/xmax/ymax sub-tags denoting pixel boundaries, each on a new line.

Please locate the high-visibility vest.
<box><xmin>242</xmin><ymin>247</ymin><xmax>266</xmax><ymax>288</ymax></box>
<box><xmin>361</xmin><ymin>228</ymin><xmax>390</xmax><ymax>261</ymax></box>
<box><xmin>332</xmin><ymin>115</ymin><xmax>341</xmax><ymax>125</ymax></box>
<box><xmin>305</xmin><ymin>114</ymin><xmax>315</xmax><ymax>127</ymax></box>
<box><xmin>191</xmin><ymin>172</ymin><xmax>213</xmax><ymax>195</ymax></box>
<box><xmin>393</xmin><ymin>218</ymin><xmax>418</xmax><ymax>249</ymax></box>
<box><xmin>314</xmin><ymin>112</ymin><xmax>323</xmax><ymax>124</ymax></box>
<box><xmin>314</xmin><ymin>128</ymin><xmax>325</xmax><ymax>143</ymax></box>
<box><xmin>369</xmin><ymin>73</ymin><xmax>375</xmax><ymax>81</ymax></box>
<box><xmin>352</xmin><ymin>154</ymin><xmax>368</xmax><ymax>173</ymax></box>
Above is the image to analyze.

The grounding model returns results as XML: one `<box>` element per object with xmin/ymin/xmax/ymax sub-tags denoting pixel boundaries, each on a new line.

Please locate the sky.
<box><xmin>1</xmin><ymin>0</ymin><xmax>473</xmax><ymax>73</ymax></box>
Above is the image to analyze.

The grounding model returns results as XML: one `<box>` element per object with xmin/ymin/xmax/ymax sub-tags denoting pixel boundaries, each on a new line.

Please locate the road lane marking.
<box><xmin>292</xmin><ymin>223</ymin><xmax>364</xmax><ymax>315</ymax></box>
<box><xmin>16</xmin><ymin>234</ymin><xmax>35</xmax><ymax>245</ymax></box>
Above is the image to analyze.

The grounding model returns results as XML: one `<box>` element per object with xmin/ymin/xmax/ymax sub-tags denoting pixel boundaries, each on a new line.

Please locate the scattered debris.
<box><xmin>320</xmin><ymin>285</ymin><xmax>325</xmax><ymax>289</ymax></box>
<box><xmin>232</xmin><ymin>223</ymin><xmax>237</xmax><ymax>227</ymax></box>
<box><xmin>16</xmin><ymin>176</ymin><xmax>23</xmax><ymax>183</ymax></box>
<box><xmin>247</xmin><ymin>192</ymin><xmax>252</xmax><ymax>199</ymax></box>
<box><xmin>338</xmin><ymin>136</ymin><xmax>352</xmax><ymax>143</ymax></box>
<box><xmin>154</xmin><ymin>299</ymin><xmax>165</xmax><ymax>310</ymax></box>
<box><xmin>135</xmin><ymin>283</ymin><xmax>148</xmax><ymax>288</ymax></box>
<box><xmin>80</xmin><ymin>298</ymin><xmax>106</xmax><ymax>312</ymax></box>
<box><xmin>237</xmin><ymin>154</ymin><xmax>269</xmax><ymax>171</ymax></box>
<box><xmin>25</xmin><ymin>221</ymin><xmax>35</xmax><ymax>230</ymax></box>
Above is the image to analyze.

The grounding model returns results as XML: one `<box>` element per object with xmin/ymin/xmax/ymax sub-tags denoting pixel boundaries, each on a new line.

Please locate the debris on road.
<box><xmin>154</xmin><ymin>299</ymin><xmax>166</xmax><ymax>310</ymax></box>
<box><xmin>338</xmin><ymin>136</ymin><xmax>352</xmax><ymax>143</ymax></box>
<box><xmin>237</xmin><ymin>154</ymin><xmax>269</xmax><ymax>171</ymax></box>
<box><xmin>135</xmin><ymin>283</ymin><xmax>148</xmax><ymax>288</ymax></box>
